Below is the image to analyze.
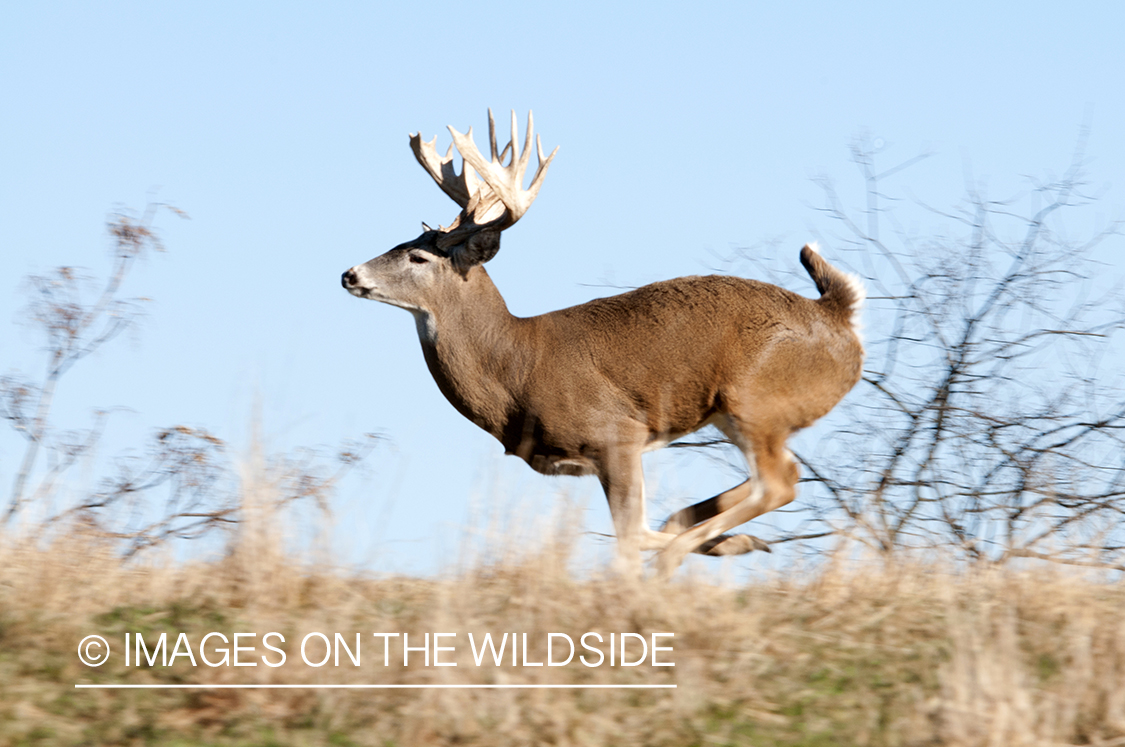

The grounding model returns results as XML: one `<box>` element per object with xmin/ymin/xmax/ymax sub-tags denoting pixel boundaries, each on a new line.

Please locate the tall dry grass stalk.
<box><xmin>3</xmin><ymin>456</ymin><xmax>1125</xmax><ymax>746</ymax></box>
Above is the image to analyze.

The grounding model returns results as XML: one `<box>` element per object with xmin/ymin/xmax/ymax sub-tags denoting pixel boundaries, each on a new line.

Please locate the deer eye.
<box><xmin>409</xmin><ymin>254</ymin><xmax>430</xmax><ymax>264</ymax></box>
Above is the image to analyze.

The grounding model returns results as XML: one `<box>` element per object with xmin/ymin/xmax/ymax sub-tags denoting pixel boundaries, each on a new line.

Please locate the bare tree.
<box><xmin>719</xmin><ymin>129</ymin><xmax>1125</xmax><ymax>567</ymax></box>
<box><xmin>2</xmin><ymin>202</ymin><xmax>182</xmax><ymax>522</ymax></box>
<box><xmin>2</xmin><ymin>202</ymin><xmax>378</xmax><ymax>556</ymax></box>
<box><xmin>50</xmin><ymin>425</ymin><xmax>378</xmax><ymax>557</ymax></box>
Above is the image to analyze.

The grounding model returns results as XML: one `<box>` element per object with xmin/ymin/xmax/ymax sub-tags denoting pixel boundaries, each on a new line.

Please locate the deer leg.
<box><xmin>657</xmin><ymin>417</ymin><xmax>770</xmax><ymax>550</ymax></box>
<box><xmin>695</xmin><ymin>533</ymin><xmax>771</xmax><ymax>555</ymax></box>
<box><xmin>640</xmin><ymin>523</ymin><xmax>768</xmax><ymax>556</ymax></box>
<box><xmin>654</xmin><ymin>435</ymin><xmax>798</xmax><ymax>578</ymax></box>
<box><xmin>659</xmin><ymin>480</ymin><xmax>757</xmax><ymax>535</ymax></box>
<box><xmin>598</xmin><ymin>445</ymin><xmax>666</xmax><ymax>578</ymax></box>
<box><xmin>656</xmin><ymin>481</ymin><xmax>771</xmax><ymax>556</ymax></box>
<box><xmin>598</xmin><ymin>442</ymin><xmax>766</xmax><ymax>571</ymax></box>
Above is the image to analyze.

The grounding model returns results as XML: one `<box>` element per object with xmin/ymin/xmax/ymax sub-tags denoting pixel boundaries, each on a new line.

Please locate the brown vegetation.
<box><xmin>4</xmin><ymin>482</ymin><xmax>1125</xmax><ymax>746</ymax></box>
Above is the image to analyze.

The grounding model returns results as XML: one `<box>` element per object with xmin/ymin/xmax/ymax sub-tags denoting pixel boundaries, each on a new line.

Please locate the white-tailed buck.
<box><xmin>342</xmin><ymin>111</ymin><xmax>865</xmax><ymax>578</ymax></box>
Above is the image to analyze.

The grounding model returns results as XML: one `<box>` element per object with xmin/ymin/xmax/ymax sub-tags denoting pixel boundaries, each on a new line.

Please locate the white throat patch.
<box><xmin>411</xmin><ymin>309</ymin><xmax>437</xmax><ymax>343</ymax></box>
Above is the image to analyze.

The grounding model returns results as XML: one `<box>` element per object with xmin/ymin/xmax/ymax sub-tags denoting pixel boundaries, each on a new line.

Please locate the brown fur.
<box><xmin>345</xmin><ymin>238</ymin><xmax>863</xmax><ymax>578</ymax></box>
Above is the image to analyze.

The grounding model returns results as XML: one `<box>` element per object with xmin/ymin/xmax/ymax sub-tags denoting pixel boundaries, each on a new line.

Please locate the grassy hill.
<box><xmin>4</xmin><ymin>520</ymin><xmax>1125</xmax><ymax>747</ymax></box>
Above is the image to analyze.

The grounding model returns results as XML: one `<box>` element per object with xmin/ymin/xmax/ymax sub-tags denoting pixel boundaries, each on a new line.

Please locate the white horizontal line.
<box><xmin>75</xmin><ymin>683</ymin><xmax>676</xmax><ymax>689</ymax></box>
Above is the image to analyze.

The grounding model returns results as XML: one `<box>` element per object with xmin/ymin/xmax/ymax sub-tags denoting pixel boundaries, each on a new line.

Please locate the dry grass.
<box><xmin>4</xmin><ymin>486</ymin><xmax>1125</xmax><ymax>746</ymax></box>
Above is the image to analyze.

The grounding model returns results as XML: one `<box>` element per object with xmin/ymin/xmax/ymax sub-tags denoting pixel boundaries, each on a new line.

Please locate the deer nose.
<box><xmin>341</xmin><ymin>269</ymin><xmax>358</xmax><ymax>288</ymax></box>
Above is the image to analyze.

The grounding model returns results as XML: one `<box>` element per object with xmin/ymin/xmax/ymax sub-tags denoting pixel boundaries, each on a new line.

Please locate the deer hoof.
<box><xmin>702</xmin><ymin>534</ymin><xmax>771</xmax><ymax>555</ymax></box>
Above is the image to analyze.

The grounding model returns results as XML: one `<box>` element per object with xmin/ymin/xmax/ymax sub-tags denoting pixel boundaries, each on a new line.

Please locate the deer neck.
<box><xmin>415</xmin><ymin>265</ymin><xmax>530</xmax><ymax>439</ymax></box>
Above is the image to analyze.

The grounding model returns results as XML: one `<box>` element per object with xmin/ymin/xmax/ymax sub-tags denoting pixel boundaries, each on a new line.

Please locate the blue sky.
<box><xmin>2</xmin><ymin>1</ymin><xmax>1123</xmax><ymax>573</ymax></box>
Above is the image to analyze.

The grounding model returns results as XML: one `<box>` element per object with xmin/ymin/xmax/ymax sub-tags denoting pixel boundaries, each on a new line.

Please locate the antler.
<box><xmin>409</xmin><ymin>133</ymin><xmax>482</xmax><ymax>209</ymax></box>
<box><xmin>409</xmin><ymin>109</ymin><xmax>558</xmax><ymax>237</ymax></box>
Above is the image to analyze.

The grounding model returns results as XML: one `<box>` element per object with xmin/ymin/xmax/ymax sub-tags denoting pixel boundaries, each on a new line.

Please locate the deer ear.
<box><xmin>457</xmin><ymin>228</ymin><xmax>502</xmax><ymax>267</ymax></box>
<box><xmin>421</xmin><ymin>222</ymin><xmax>433</xmax><ymax>232</ymax></box>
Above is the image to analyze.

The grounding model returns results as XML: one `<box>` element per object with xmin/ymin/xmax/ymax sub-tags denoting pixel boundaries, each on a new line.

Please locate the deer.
<box><xmin>341</xmin><ymin>110</ymin><xmax>865</xmax><ymax>579</ymax></box>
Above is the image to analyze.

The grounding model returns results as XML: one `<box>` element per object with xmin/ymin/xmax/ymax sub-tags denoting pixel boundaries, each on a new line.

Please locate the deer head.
<box><xmin>341</xmin><ymin>110</ymin><xmax>557</xmax><ymax>316</ymax></box>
